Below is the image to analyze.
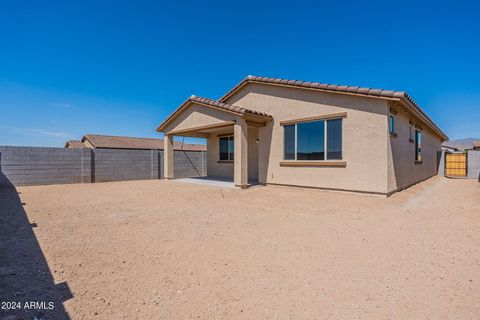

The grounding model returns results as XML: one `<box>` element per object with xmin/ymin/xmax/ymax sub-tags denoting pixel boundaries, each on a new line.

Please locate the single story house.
<box><xmin>65</xmin><ymin>134</ymin><xmax>206</xmax><ymax>151</ymax></box>
<box><xmin>157</xmin><ymin>76</ymin><xmax>448</xmax><ymax>196</ymax></box>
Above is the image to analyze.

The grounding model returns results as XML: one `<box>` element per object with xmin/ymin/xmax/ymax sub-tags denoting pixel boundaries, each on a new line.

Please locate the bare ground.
<box><xmin>1</xmin><ymin>177</ymin><xmax>479</xmax><ymax>319</ymax></box>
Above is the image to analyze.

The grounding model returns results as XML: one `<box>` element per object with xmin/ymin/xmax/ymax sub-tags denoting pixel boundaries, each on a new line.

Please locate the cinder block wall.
<box><xmin>0</xmin><ymin>146</ymin><xmax>91</xmax><ymax>187</ymax></box>
<box><xmin>467</xmin><ymin>150</ymin><xmax>480</xmax><ymax>180</ymax></box>
<box><xmin>92</xmin><ymin>149</ymin><xmax>159</xmax><ymax>182</ymax></box>
<box><xmin>0</xmin><ymin>146</ymin><xmax>207</xmax><ymax>187</ymax></box>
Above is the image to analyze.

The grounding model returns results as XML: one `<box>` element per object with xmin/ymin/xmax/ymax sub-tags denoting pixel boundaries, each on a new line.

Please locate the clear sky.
<box><xmin>0</xmin><ymin>0</ymin><xmax>479</xmax><ymax>147</ymax></box>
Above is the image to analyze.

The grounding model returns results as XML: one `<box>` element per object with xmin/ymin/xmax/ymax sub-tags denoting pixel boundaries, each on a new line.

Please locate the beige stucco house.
<box><xmin>157</xmin><ymin>76</ymin><xmax>448</xmax><ymax>196</ymax></box>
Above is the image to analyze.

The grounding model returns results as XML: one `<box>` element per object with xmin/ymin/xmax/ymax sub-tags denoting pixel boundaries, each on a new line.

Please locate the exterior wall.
<box><xmin>386</xmin><ymin>103</ymin><xmax>443</xmax><ymax>192</ymax></box>
<box><xmin>467</xmin><ymin>150</ymin><xmax>480</xmax><ymax>179</ymax></box>
<box><xmin>224</xmin><ymin>83</ymin><xmax>390</xmax><ymax>194</ymax></box>
<box><xmin>437</xmin><ymin>150</ymin><xmax>446</xmax><ymax>177</ymax></box>
<box><xmin>0</xmin><ymin>146</ymin><xmax>206</xmax><ymax>187</ymax></box>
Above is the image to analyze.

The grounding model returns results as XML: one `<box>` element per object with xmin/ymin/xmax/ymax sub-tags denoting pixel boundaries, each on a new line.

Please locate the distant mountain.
<box><xmin>443</xmin><ymin>138</ymin><xmax>480</xmax><ymax>151</ymax></box>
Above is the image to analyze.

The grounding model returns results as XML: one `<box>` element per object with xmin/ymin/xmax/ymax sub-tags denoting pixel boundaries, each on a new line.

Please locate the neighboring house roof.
<box><xmin>65</xmin><ymin>140</ymin><xmax>86</xmax><ymax>148</ymax></box>
<box><xmin>442</xmin><ymin>138</ymin><xmax>480</xmax><ymax>151</ymax></box>
<box><xmin>441</xmin><ymin>144</ymin><xmax>459</xmax><ymax>151</ymax></box>
<box><xmin>473</xmin><ymin>141</ymin><xmax>480</xmax><ymax>149</ymax></box>
<box><xmin>156</xmin><ymin>96</ymin><xmax>272</xmax><ymax>132</ymax></box>
<box><xmin>80</xmin><ymin>134</ymin><xmax>206</xmax><ymax>151</ymax></box>
<box><xmin>219</xmin><ymin>75</ymin><xmax>448</xmax><ymax>141</ymax></box>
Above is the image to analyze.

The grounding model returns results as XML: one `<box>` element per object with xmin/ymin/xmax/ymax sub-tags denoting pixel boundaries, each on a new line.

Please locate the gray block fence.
<box><xmin>467</xmin><ymin>150</ymin><xmax>480</xmax><ymax>180</ymax></box>
<box><xmin>0</xmin><ymin>146</ymin><xmax>207</xmax><ymax>187</ymax></box>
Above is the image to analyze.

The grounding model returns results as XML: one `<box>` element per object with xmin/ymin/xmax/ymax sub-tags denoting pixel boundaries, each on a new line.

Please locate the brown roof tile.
<box><xmin>65</xmin><ymin>140</ymin><xmax>86</xmax><ymax>148</ymax></box>
<box><xmin>219</xmin><ymin>75</ymin><xmax>448</xmax><ymax>141</ymax></box>
<box><xmin>81</xmin><ymin>134</ymin><xmax>206</xmax><ymax>151</ymax></box>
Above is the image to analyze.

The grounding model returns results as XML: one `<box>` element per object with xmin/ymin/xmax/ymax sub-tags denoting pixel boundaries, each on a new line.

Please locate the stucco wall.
<box><xmin>386</xmin><ymin>103</ymin><xmax>443</xmax><ymax>192</ymax></box>
<box><xmin>163</xmin><ymin>103</ymin><xmax>240</xmax><ymax>134</ymax></box>
<box><xmin>224</xmin><ymin>83</ymin><xmax>390</xmax><ymax>194</ymax></box>
<box><xmin>206</xmin><ymin>126</ymin><xmax>259</xmax><ymax>182</ymax></box>
<box><xmin>207</xmin><ymin>134</ymin><xmax>234</xmax><ymax>179</ymax></box>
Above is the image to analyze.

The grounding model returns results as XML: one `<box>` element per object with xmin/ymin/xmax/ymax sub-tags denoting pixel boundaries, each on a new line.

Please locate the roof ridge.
<box><xmin>218</xmin><ymin>75</ymin><xmax>447</xmax><ymax>140</ymax></box>
<box><xmin>84</xmin><ymin>133</ymin><xmax>163</xmax><ymax>140</ymax></box>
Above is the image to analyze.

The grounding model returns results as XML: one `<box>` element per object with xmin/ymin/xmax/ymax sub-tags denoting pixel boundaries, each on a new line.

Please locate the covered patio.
<box><xmin>156</xmin><ymin>96</ymin><xmax>272</xmax><ymax>189</ymax></box>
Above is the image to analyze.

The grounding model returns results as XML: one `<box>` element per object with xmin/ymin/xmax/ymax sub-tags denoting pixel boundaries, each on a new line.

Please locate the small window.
<box><xmin>219</xmin><ymin>136</ymin><xmax>234</xmax><ymax>161</ymax></box>
<box><xmin>283</xmin><ymin>118</ymin><xmax>342</xmax><ymax>161</ymax></box>
<box><xmin>415</xmin><ymin>129</ymin><xmax>422</xmax><ymax>162</ymax></box>
<box><xmin>389</xmin><ymin>115</ymin><xmax>395</xmax><ymax>134</ymax></box>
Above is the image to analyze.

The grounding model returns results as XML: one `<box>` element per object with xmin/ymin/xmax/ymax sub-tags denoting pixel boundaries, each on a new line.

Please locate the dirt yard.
<box><xmin>1</xmin><ymin>177</ymin><xmax>479</xmax><ymax>319</ymax></box>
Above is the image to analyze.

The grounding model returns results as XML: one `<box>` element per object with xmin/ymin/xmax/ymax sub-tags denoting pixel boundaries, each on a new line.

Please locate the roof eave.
<box><xmin>156</xmin><ymin>96</ymin><xmax>271</xmax><ymax>133</ymax></box>
<box><xmin>398</xmin><ymin>96</ymin><xmax>449</xmax><ymax>141</ymax></box>
<box><xmin>156</xmin><ymin>99</ymin><xmax>243</xmax><ymax>133</ymax></box>
<box><xmin>220</xmin><ymin>76</ymin><xmax>448</xmax><ymax>142</ymax></box>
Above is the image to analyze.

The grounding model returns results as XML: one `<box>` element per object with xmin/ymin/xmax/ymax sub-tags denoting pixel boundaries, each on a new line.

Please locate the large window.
<box><xmin>415</xmin><ymin>129</ymin><xmax>422</xmax><ymax>162</ymax></box>
<box><xmin>283</xmin><ymin>118</ymin><xmax>342</xmax><ymax>161</ymax></box>
<box><xmin>219</xmin><ymin>136</ymin><xmax>234</xmax><ymax>161</ymax></box>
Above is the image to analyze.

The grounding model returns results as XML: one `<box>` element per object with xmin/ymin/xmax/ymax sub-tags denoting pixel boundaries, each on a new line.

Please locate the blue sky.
<box><xmin>0</xmin><ymin>0</ymin><xmax>479</xmax><ymax>146</ymax></box>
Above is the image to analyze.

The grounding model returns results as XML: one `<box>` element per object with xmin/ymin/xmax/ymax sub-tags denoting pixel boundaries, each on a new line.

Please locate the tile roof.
<box><xmin>81</xmin><ymin>134</ymin><xmax>206</xmax><ymax>151</ymax></box>
<box><xmin>156</xmin><ymin>96</ymin><xmax>272</xmax><ymax>132</ymax></box>
<box><xmin>473</xmin><ymin>141</ymin><xmax>480</xmax><ymax>148</ymax></box>
<box><xmin>65</xmin><ymin>140</ymin><xmax>86</xmax><ymax>148</ymax></box>
<box><xmin>220</xmin><ymin>75</ymin><xmax>448</xmax><ymax>141</ymax></box>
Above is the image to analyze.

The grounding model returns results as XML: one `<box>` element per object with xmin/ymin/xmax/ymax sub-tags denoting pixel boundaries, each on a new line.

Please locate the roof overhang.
<box><xmin>156</xmin><ymin>96</ymin><xmax>272</xmax><ymax>133</ymax></box>
<box><xmin>219</xmin><ymin>76</ymin><xmax>448</xmax><ymax>141</ymax></box>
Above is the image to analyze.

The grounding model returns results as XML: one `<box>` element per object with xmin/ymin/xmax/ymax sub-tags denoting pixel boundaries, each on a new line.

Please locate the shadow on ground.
<box><xmin>0</xmin><ymin>172</ymin><xmax>72</xmax><ymax>320</ymax></box>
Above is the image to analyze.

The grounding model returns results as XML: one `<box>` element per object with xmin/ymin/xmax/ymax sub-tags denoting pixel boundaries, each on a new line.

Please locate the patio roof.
<box><xmin>156</xmin><ymin>96</ymin><xmax>272</xmax><ymax>132</ymax></box>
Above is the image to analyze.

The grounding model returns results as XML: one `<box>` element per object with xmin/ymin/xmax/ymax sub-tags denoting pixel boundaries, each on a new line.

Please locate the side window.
<box><xmin>389</xmin><ymin>115</ymin><xmax>396</xmax><ymax>134</ymax></box>
<box><xmin>415</xmin><ymin>129</ymin><xmax>422</xmax><ymax>162</ymax></box>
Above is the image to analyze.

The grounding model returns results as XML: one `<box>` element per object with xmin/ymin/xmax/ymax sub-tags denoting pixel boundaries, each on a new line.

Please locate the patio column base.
<box><xmin>235</xmin><ymin>184</ymin><xmax>249</xmax><ymax>189</ymax></box>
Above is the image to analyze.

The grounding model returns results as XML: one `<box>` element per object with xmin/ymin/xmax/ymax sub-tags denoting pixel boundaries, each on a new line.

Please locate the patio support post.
<box><xmin>234</xmin><ymin>119</ymin><xmax>248</xmax><ymax>189</ymax></box>
<box><xmin>164</xmin><ymin>134</ymin><xmax>174</xmax><ymax>180</ymax></box>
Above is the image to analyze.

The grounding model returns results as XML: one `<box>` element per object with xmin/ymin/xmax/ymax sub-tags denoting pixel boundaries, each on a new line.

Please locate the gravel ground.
<box><xmin>1</xmin><ymin>176</ymin><xmax>479</xmax><ymax>319</ymax></box>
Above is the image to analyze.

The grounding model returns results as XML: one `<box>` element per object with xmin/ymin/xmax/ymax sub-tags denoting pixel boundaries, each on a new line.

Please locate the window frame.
<box><xmin>218</xmin><ymin>135</ymin><xmax>234</xmax><ymax>162</ymax></box>
<box><xmin>283</xmin><ymin>117</ymin><xmax>343</xmax><ymax>162</ymax></box>
<box><xmin>409</xmin><ymin>121</ymin><xmax>415</xmax><ymax>143</ymax></box>
<box><xmin>414</xmin><ymin>128</ymin><xmax>422</xmax><ymax>163</ymax></box>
